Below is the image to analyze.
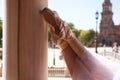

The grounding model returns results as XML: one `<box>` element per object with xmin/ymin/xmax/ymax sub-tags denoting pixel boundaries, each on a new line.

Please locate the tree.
<box><xmin>72</xmin><ymin>29</ymin><xmax>81</xmax><ymax>39</ymax></box>
<box><xmin>0</xmin><ymin>19</ymin><xmax>2</xmax><ymax>47</ymax></box>
<box><xmin>67</xmin><ymin>23</ymin><xmax>82</xmax><ymax>38</ymax></box>
<box><xmin>79</xmin><ymin>29</ymin><xmax>95</xmax><ymax>46</ymax></box>
<box><xmin>67</xmin><ymin>22</ymin><xmax>75</xmax><ymax>30</ymax></box>
<box><xmin>48</xmin><ymin>26</ymin><xmax>52</xmax><ymax>47</ymax></box>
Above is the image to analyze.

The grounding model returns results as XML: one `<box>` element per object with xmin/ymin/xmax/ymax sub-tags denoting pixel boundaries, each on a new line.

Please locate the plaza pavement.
<box><xmin>48</xmin><ymin>77</ymin><xmax>71</xmax><ymax>80</ymax></box>
<box><xmin>0</xmin><ymin>47</ymin><xmax>120</xmax><ymax>79</ymax></box>
<box><xmin>0</xmin><ymin>77</ymin><xmax>71</xmax><ymax>80</ymax></box>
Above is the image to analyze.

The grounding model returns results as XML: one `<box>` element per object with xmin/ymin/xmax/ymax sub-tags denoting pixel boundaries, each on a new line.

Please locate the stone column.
<box><xmin>3</xmin><ymin>0</ymin><xmax>19</xmax><ymax>80</ymax></box>
<box><xmin>3</xmin><ymin>0</ymin><xmax>48</xmax><ymax>80</ymax></box>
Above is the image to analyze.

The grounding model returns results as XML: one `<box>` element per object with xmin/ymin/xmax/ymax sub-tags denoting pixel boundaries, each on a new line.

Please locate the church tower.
<box><xmin>99</xmin><ymin>0</ymin><xmax>115</xmax><ymax>46</ymax></box>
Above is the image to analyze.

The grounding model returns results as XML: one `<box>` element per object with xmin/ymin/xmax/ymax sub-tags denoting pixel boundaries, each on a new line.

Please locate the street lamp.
<box><xmin>95</xmin><ymin>11</ymin><xmax>99</xmax><ymax>53</ymax></box>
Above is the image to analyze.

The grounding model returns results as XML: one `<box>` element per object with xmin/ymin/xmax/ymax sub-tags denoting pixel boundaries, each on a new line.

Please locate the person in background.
<box><xmin>112</xmin><ymin>42</ymin><xmax>118</xmax><ymax>53</ymax></box>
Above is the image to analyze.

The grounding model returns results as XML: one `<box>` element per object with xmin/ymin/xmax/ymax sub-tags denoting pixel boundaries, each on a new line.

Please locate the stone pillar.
<box><xmin>3</xmin><ymin>0</ymin><xmax>48</xmax><ymax>80</ymax></box>
<box><xmin>3</xmin><ymin>0</ymin><xmax>19</xmax><ymax>80</ymax></box>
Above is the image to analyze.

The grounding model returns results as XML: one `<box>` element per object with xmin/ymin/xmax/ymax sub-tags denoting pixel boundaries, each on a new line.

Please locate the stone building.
<box><xmin>99</xmin><ymin>0</ymin><xmax>120</xmax><ymax>46</ymax></box>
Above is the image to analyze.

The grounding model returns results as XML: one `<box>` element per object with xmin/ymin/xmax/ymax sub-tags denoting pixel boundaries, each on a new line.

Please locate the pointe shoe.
<box><xmin>40</xmin><ymin>8</ymin><xmax>61</xmax><ymax>36</ymax></box>
<box><xmin>41</xmin><ymin>7</ymin><xmax>73</xmax><ymax>40</ymax></box>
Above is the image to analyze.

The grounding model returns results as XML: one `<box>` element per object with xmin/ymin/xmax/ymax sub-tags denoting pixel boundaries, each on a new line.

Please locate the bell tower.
<box><xmin>99</xmin><ymin>0</ymin><xmax>115</xmax><ymax>45</ymax></box>
<box><xmin>100</xmin><ymin>0</ymin><xmax>114</xmax><ymax>29</ymax></box>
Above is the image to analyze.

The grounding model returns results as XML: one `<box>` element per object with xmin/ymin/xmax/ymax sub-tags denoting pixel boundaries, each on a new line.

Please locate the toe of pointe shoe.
<box><xmin>40</xmin><ymin>7</ymin><xmax>61</xmax><ymax>27</ymax></box>
<box><xmin>41</xmin><ymin>7</ymin><xmax>63</xmax><ymax>36</ymax></box>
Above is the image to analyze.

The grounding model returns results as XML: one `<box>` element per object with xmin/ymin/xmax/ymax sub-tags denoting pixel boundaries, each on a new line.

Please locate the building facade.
<box><xmin>99</xmin><ymin>0</ymin><xmax>120</xmax><ymax>46</ymax></box>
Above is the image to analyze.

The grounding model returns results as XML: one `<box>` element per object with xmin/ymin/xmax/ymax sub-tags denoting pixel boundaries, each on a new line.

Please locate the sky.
<box><xmin>0</xmin><ymin>0</ymin><xmax>3</xmax><ymax>20</ymax></box>
<box><xmin>0</xmin><ymin>0</ymin><xmax>120</xmax><ymax>30</ymax></box>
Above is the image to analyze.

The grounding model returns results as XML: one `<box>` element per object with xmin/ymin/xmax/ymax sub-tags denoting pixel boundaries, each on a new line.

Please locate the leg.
<box><xmin>67</xmin><ymin>36</ymin><xmax>114</xmax><ymax>80</ymax></box>
<box><xmin>40</xmin><ymin>8</ymin><xmax>114</xmax><ymax>80</ymax></box>
<box><xmin>61</xmin><ymin>42</ymin><xmax>95</xmax><ymax>80</ymax></box>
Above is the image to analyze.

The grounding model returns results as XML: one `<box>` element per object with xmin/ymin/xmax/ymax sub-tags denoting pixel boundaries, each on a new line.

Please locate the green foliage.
<box><xmin>79</xmin><ymin>29</ymin><xmax>95</xmax><ymax>46</ymax></box>
<box><xmin>0</xmin><ymin>19</ymin><xmax>2</xmax><ymax>47</ymax></box>
<box><xmin>67</xmin><ymin>23</ymin><xmax>82</xmax><ymax>38</ymax></box>
<box><xmin>72</xmin><ymin>29</ymin><xmax>81</xmax><ymax>39</ymax></box>
<box><xmin>48</xmin><ymin>26</ymin><xmax>52</xmax><ymax>47</ymax></box>
<box><xmin>48</xmin><ymin>27</ymin><xmax>51</xmax><ymax>42</ymax></box>
<box><xmin>67</xmin><ymin>23</ymin><xmax>75</xmax><ymax>29</ymax></box>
